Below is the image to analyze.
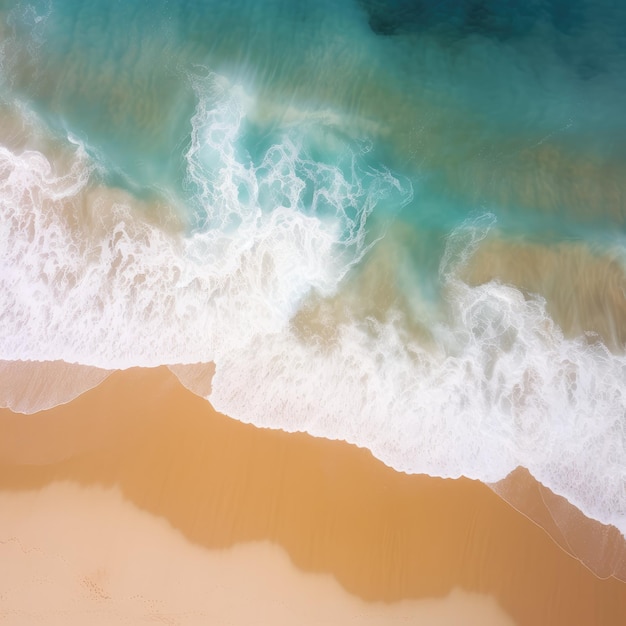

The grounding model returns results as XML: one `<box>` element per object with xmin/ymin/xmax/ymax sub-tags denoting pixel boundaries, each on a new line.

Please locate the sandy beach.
<box><xmin>0</xmin><ymin>366</ymin><xmax>625</xmax><ymax>625</ymax></box>
<box><xmin>3</xmin><ymin>2</ymin><xmax>626</xmax><ymax>624</ymax></box>
<box><xmin>0</xmin><ymin>484</ymin><xmax>516</xmax><ymax>626</ymax></box>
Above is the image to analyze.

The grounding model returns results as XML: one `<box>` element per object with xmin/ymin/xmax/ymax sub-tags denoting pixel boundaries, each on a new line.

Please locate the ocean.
<box><xmin>1</xmin><ymin>0</ymin><xmax>625</xmax><ymax>578</ymax></box>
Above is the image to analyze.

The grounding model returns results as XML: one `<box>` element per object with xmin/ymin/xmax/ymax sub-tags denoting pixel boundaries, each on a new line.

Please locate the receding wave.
<box><xmin>0</xmin><ymin>360</ymin><xmax>111</xmax><ymax>414</ymax></box>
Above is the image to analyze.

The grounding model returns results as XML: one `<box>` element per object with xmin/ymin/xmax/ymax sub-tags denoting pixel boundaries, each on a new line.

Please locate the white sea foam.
<box><xmin>209</xmin><ymin>274</ymin><xmax>626</xmax><ymax>537</ymax></box>
<box><xmin>1</xmin><ymin>80</ymin><xmax>625</xmax><ymax>549</ymax></box>
<box><xmin>0</xmin><ymin>79</ymin><xmax>409</xmax><ymax>366</ymax></box>
<box><xmin>211</xmin><ymin>215</ymin><xmax>626</xmax><ymax>538</ymax></box>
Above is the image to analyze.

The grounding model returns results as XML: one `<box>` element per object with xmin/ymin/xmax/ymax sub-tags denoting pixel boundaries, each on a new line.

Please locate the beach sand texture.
<box><xmin>1</xmin><ymin>366</ymin><xmax>625</xmax><ymax>625</ymax></box>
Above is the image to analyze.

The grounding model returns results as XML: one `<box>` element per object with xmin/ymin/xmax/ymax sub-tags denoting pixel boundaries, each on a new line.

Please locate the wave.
<box><xmin>1</xmin><ymin>76</ymin><xmax>625</xmax><ymax>580</ymax></box>
<box><xmin>0</xmin><ymin>81</ymin><xmax>410</xmax><ymax>367</ymax></box>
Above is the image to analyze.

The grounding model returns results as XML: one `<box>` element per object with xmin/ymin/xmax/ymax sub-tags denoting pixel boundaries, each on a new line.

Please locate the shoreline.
<box><xmin>1</xmin><ymin>366</ymin><xmax>625</xmax><ymax>624</ymax></box>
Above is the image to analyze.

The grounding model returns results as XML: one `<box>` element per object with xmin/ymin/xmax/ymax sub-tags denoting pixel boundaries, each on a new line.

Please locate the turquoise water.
<box><xmin>1</xmin><ymin>0</ymin><xmax>626</xmax><ymax>575</ymax></box>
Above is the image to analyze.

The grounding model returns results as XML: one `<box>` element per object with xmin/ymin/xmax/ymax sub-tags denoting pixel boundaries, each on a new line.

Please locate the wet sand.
<box><xmin>1</xmin><ymin>366</ymin><xmax>625</xmax><ymax>625</ymax></box>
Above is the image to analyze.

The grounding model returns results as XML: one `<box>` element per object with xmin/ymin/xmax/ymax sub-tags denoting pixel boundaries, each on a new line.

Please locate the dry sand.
<box><xmin>0</xmin><ymin>483</ymin><xmax>514</xmax><ymax>625</ymax></box>
<box><xmin>1</xmin><ymin>366</ymin><xmax>625</xmax><ymax>625</ymax></box>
